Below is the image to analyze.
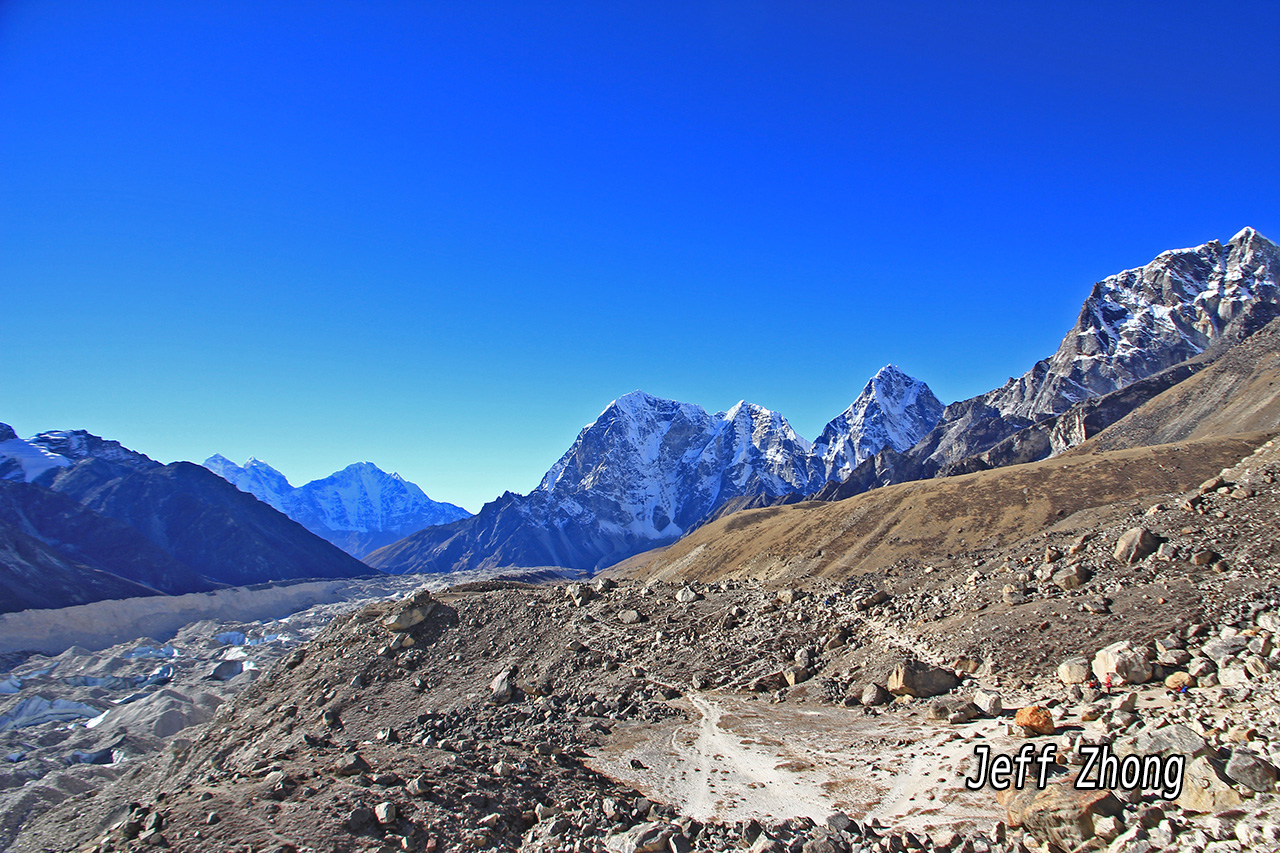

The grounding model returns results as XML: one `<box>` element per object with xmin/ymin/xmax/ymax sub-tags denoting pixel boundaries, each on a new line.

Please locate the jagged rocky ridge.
<box><xmin>817</xmin><ymin>227</ymin><xmax>1280</xmax><ymax>501</ymax></box>
<box><xmin>371</xmin><ymin>228</ymin><xmax>1280</xmax><ymax>575</ymax></box>
<box><xmin>0</xmin><ymin>427</ymin><xmax>374</xmax><ymax>612</ymax></box>
<box><xmin>366</xmin><ymin>368</ymin><xmax>942</xmax><ymax>575</ymax></box>
<box><xmin>203</xmin><ymin>456</ymin><xmax>470</xmax><ymax>559</ymax></box>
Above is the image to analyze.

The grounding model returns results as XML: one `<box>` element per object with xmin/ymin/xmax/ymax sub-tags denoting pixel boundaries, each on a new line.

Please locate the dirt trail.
<box><xmin>588</xmin><ymin>691</ymin><xmax>1007</xmax><ymax>833</ymax></box>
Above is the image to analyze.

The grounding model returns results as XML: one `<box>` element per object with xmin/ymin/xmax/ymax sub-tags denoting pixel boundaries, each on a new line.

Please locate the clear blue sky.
<box><xmin>3</xmin><ymin>1</ymin><xmax>1278</xmax><ymax>512</ymax></box>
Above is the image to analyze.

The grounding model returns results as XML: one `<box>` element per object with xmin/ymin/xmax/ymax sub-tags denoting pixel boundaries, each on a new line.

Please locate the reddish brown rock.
<box><xmin>1014</xmin><ymin>705</ymin><xmax>1055</xmax><ymax>735</ymax></box>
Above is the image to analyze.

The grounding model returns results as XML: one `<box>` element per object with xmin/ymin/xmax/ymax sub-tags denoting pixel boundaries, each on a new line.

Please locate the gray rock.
<box><xmin>374</xmin><ymin>801</ymin><xmax>397</xmax><ymax>825</ymax></box>
<box><xmin>1201</xmin><ymin>636</ymin><xmax>1249</xmax><ymax>664</ymax></box>
<box><xmin>605</xmin><ymin>821</ymin><xmax>672</xmax><ymax>853</ymax></box>
<box><xmin>382</xmin><ymin>589</ymin><xmax>437</xmax><ymax>632</ymax></box>
<box><xmin>888</xmin><ymin>661</ymin><xmax>958</xmax><ymax>698</ymax></box>
<box><xmin>1053</xmin><ymin>564</ymin><xmax>1091</xmax><ymax>590</ymax></box>
<box><xmin>860</xmin><ymin>683</ymin><xmax>889</xmax><ymax>707</ymax></box>
<box><xmin>1114</xmin><ymin>528</ymin><xmax>1160</xmax><ymax>564</ymax></box>
<box><xmin>1225</xmin><ymin>748</ymin><xmax>1277</xmax><ymax>793</ymax></box>
<box><xmin>927</xmin><ymin>698</ymin><xmax>981</xmax><ymax>724</ymax></box>
<box><xmin>1189</xmin><ymin>657</ymin><xmax>1217</xmax><ymax>677</ymax></box>
<box><xmin>565</xmin><ymin>583</ymin><xmax>594</xmax><ymax>607</ymax></box>
<box><xmin>1092</xmin><ymin>641</ymin><xmax>1152</xmax><ymax>685</ymax></box>
<box><xmin>972</xmin><ymin>689</ymin><xmax>1003</xmax><ymax>716</ymax></box>
<box><xmin>854</xmin><ymin>589</ymin><xmax>890</xmax><ymax>610</ymax></box>
<box><xmin>1119</xmin><ymin>724</ymin><xmax>1210</xmax><ymax>760</ymax></box>
<box><xmin>488</xmin><ymin>667</ymin><xmax>515</xmax><ymax>705</ymax></box>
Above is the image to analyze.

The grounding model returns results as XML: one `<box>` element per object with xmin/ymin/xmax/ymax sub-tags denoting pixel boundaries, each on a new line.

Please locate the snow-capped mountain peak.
<box><xmin>202</xmin><ymin>455</ymin><xmax>293</xmax><ymax>512</ymax></box>
<box><xmin>981</xmin><ymin>227</ymin><xmax>1280</xmax><ymax>423</ymax></box>
<box><xmin>201</xmin><ymin>456</ymin><xmax>470</xmax><ymax>558</ymax></box>
<box><xmin>0</xmin><ymin>427</ymin><xmax>72</xmax><ymax>483</ymax></box>
<box><xmin>812</xmin><ymin>365</ymin><xmax>944</xmax><ymax>480</ymax></box>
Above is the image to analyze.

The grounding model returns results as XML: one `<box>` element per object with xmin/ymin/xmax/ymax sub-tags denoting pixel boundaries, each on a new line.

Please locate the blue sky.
<box><xmin>3</xmin><ymin>1</ymin><xmax>1279</xmax><ymax>512</ymax></box>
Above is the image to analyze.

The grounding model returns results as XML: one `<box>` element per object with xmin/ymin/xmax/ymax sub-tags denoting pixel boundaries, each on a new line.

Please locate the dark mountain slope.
<box><xmin>43</xmin><ymin>460</ymin><xmax>374</xmax><ymax>588</ymax></box>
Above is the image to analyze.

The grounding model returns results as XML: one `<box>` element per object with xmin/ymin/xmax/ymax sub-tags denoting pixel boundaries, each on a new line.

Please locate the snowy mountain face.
<box><xmin>29</xmin><ymin>430</ymin><xmax>158</xmax><ymax>471</ymax></box>
<box><xmin>912</xmin><ymin>228</ymin><xmax>1280</xmax><ymax>472</ymax></box>
<box><xmin>0</xmin><ymin>426</ymin><xmax>161</xmax><ymax>483</ymax></box>
<box><xmin>989</xmin><ymin>227</ymin><xmax>1280</xmax><ymax>422</ymax></box>
<box><xmin>812</xmin><ymin>365</ymin><xmax>944</xmax><ymax>480</ymax></box>
<box><xmin>0</xmin><ymin>424</ymin><xmax>72</xmax><ymax>483</ymax></box>
<box><xmin>532</xmin><ymin>391</ymin><xmax>826</xmax><ymax>542</ymax></box>
<box><xmin>366</xmin><ymin>377</ymin><xmax>941</xmax><ymax>574</ymax></box>
<box><xmin>203</xmin><ymin>455</ymin><xmax>293</xmax><ymax>512</ymax></box>
<box><xmin>202</xmin><ymin>457</ymin><xmax>471</xmax><ymax>559</ymax></box>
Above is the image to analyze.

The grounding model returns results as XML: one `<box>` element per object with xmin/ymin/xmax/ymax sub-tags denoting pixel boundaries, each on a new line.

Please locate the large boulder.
<box><xmin>1014</xmin><ymin>705</ymin><xmax>1056</xmax><ymax>735</ymax></box>
<box><xmin>1113</xmin><ymin>528</ymin><xmax>1160</xmax><ymax>564</ymax></box>
<box><xmin>1057</xmin><ymin>656</ymin><xmax>1091</xmax><ymax>684</ymax></box>
<box><xmin>859</xmin><ymin>683</ymin><xmax>889</xmax><ymax>707</ymax></box>
<box><xmin>999</xmin><ymin>774</ymin><xmax>1122</xmax><ymax>852</ymax></box>
<box><xmin>1225</xmin><ymin>748</ymin><xmax>1278</xmax><ymax>793</ymax></box>
<box><xmin>1177</xmin><ymin>756</ymin><xmax>1243</xmax><ymax>813</ymax></box>
<box><xmin>888</xmin><ymin>661</ymin><xmax>958</xmax><ymax>698</ymax></box>
<box><xmin>383</xmin><ymin>588</ymin><xmax>437</xmax><ymax>632</ymax></box>
<box><xmin>1091</xmin><ymin>641</ymin><xmax>1152</xmax><ymax>686</ymax></box>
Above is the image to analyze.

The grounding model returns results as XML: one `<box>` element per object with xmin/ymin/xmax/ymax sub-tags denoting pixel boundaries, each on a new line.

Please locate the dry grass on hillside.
<box><xmin>616</xmin><ymin>434</ymin><xmax>1270</xmax><ymax>585</ymax></box>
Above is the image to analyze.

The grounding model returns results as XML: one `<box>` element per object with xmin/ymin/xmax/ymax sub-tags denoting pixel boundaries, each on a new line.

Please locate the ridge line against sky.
<box><xmin>2</xmin><ymin>1</ymin><xmax>1278</xmax><ymax>512</ymax></box>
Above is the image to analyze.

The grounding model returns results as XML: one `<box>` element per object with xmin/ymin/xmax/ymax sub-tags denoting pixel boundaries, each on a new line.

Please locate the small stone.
<box><xmin>374</xmin><ymin>801</ymin><xmax>397</xmax><ymax>825</ymax></box>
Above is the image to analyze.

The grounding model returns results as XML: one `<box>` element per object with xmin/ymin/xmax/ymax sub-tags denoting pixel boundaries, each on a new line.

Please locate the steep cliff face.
<box><xmin>831</xmin><ymin>228</ymin><xmax>1280</xmax><ymax>493</ymax></box>
<box><xmin>812</xmin><ymin>365</ymin><xmax>943</xmax><ymax>481</ymax></box>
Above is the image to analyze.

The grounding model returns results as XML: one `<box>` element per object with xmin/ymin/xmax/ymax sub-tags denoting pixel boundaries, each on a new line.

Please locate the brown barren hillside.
<box><xmin>1079</xmin><ymin>317</ymin><xmax>1280</xmax><ymax>452</ymax></box>
<box><xmin>612</xmin><ymin>434</ymin><xmax>1270</xmax><ymax>585</ymax></box>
